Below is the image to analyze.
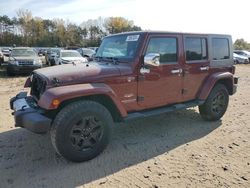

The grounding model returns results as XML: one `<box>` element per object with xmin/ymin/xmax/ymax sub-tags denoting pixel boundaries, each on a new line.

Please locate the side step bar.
<box><xmin>124</xmin><ymin>100</ymin><xmax>204</xmax><ymax>122</ymax></box>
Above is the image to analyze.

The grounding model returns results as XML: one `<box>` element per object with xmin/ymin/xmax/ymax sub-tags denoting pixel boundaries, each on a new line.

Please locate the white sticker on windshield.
<box><xmin>126</xmin><ymin>35</ymin><xmax>140</xmax><ymax>42</ymax></box>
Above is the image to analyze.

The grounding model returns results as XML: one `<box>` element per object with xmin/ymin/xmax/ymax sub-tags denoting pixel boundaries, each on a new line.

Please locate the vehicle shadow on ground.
<box><xmin>0</xmin><ymin>109</ymin><xmax>222</xmax><ymax>187</ymax></box>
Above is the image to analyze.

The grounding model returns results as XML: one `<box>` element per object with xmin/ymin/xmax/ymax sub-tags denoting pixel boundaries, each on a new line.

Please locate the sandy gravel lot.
<box><xmin>0</xmin><ymin>65</ymin><xmax>249</xmax><ymax>188</ymax></box>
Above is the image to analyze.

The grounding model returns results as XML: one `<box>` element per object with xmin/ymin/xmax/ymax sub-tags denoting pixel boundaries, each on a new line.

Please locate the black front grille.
<box><xmin>30</xmin><ymin>73</ymin><xmax>47</xmax><ymax>100</ymax></box>
<box><xmin>18</xmin><ymin>61</ymin><xmax>33</xmax><ymax>66</ymax></box>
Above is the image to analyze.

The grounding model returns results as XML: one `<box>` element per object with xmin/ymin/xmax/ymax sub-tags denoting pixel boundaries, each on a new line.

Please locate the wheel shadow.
<box><xmin>0</xmin><ymin>108</ymin><xmax>222</xmax><ymax>187</ymax></box>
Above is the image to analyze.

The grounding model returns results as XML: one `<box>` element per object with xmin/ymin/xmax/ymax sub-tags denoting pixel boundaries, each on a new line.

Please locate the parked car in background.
<box><xmin>234</xmin><ymin>50</ymin><xmax>250</xmax><ymax>61</ymax></box>
<box><xmin>65</xmin><ymin>46</ymin><xmax>80</xmax><ymax>50</ymax></box>
<box><xmin>45</xmin><ymin>48</ymin><xmax>60</xmax><ymax>66</ymax></box>
<box><xmin>0</xmin><ymin>49</ymin><xmax>4</xmax><ymax>65</ymax></box>
<box><xmin>77</xmin><ymin>48</ymin><xmax>96</xmax><ymax>61</ymax></box>
<box><xmin>1</xmin><ymin>47</ymin><xmax>12</xmax><ymax>57</ymax></box>
<box><xmin>7</xmin><ymin>47</ymin><xmax>42</xmax><ymax>76</ymax></box>
<box><xmin>233</xmin><ymin>53</ymin><xmax>249</xmax><ymax>64</ymax></box>
<box><xmin>88</xmin><ymin>47</ymin><xmax>98</xmax><ymax>52</ymax></box>
<box><xmin>54</xmin><ymin>50</ymin><xmax>88</xmax><ymax>65</ymax></box>
<box><xmin>1</xmin><ymin>47</ymin><xmax>11</xmax><ymax>56</ymax></box>
<box><xmin>37</xmin><ymin>48</ymin><xmax>47</xmax><ymax>56</ymax></box>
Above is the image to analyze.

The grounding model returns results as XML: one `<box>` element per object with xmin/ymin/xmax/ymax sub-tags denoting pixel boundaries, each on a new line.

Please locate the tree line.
<box><xmin>1</xmin><ymin>9</ymin><xmax>249</xmax><ymax>50</ymax></box>
<box><xmin>0</xmin><ymin>9</ymin><xmax>142</xmax><ymax>47</ymax></box>
<box><xmin>233</xmin><ymin>39</ymin><xmax>250</xmax><ymax>51</ymax></box>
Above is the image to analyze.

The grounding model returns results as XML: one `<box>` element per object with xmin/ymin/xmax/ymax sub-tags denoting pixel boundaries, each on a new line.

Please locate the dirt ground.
<box><xmin>0</xmin><ymin>65</ymin><xmax>249</xmax><ymax>188</ymax></box>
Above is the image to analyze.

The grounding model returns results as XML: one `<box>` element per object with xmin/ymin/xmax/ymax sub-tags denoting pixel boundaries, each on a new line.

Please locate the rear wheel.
<box><xmin>199</xmin><ymin>84</ymin><xmax>229</xmax><ymax>121</ymax></box>
<box><xmin>50</xmin><ymin>100</ymin><xmax>113</xmax><ymax>162</ymax></box>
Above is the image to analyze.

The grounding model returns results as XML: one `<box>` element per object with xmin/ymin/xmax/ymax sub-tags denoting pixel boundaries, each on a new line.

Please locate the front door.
<box><xmin>137</xmin><ymin>35</ymin><xmax>183</xmax><ymax>109</ymax></box>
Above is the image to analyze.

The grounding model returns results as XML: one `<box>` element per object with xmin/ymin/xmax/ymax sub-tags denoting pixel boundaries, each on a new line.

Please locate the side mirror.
<box><xmin>144</xmin><ymin>53</ymin><xmax>160</xmax><ymax>67</ymax></box>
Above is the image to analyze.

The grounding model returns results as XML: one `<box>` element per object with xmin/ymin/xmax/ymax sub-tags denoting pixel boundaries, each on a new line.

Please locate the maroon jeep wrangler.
<box><xmin>10</xmin><ymin>31</ymin><xmax>238</xmax><ymax>162</ymax></box>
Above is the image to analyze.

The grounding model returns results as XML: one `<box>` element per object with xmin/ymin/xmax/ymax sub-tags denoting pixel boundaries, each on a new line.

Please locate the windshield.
<box><xmin>50</xmin><ymin>49</ymin><xmax>60</xmax><ymax>55</ymax></box>
<box><xmin>61</xmin><ymin>51</ymin><xmax>81</xmax><ymax>57</ymax></box>
<box><xmin>11</xmin><ymin>49</ymin><xmax>37</xmax><ymax>57</ymax></box>
<box><xmin>96</xmin><ymin>34</ymin><xmax>141</xmax><ymax>59</ymax></box>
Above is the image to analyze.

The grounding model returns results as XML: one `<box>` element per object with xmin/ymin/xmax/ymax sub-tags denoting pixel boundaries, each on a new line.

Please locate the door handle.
<box><xmin>200</xmin><ymin>66</ymin><xmax>209</xmax><ymax>71</ymax></box>
<box><xmin>171</xmin><ymin>69</ymin><xmax>182</xmax><ymax>74</ymax></box>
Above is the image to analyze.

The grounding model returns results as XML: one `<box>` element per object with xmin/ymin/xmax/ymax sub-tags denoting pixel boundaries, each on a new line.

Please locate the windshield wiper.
<box><xmin>105</xmin><ymin>57</ymin><xmax>119</xmax><ymax>65</ymax></box>
<box><xmin>94</xmin><ymin>56</ymin><xmax>104</xmax><ymax>62</ymax></box>
<box><xmin>95</xmin><ymin>56</ymin><xmax>119</xmax><ymax>65</ymax></box>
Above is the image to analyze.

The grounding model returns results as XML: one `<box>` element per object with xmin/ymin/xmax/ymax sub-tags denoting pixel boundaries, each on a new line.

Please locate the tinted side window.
<box><xmin>185</xmin><ymin>37</ymin><xmax>207</xmax><ymax>61</ymax></box>
<box><xmin>212</xmin><ymin>38</ymin><xmax>229</xmax><ymax>60</ymax></box>
<box><xmin>146</xmin><ymin>37</ymin><xmax>177</xmax><ymax>63</ymax></box>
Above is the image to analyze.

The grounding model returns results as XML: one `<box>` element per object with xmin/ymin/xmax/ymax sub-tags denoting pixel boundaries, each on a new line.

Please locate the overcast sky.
<box><xmin>0</xmin><ymin>0</ymin><xmax>249</xmax><ymax>42</ymax></box>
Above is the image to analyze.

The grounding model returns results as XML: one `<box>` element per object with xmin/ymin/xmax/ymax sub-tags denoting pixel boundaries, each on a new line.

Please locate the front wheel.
<box><xmin>50</xmin><ymin>100</ymin><xmax>113</xmax><ymax>162</ymax></box>
<box><xmin>199</xmin><ymin>84</ymin><xmax>229</xmax><ymax>121</ymax></box>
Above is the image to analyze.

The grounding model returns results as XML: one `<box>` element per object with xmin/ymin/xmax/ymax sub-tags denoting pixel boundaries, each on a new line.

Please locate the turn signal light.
<box><xmin>51</xmin><ymin>99</ymin><xmax>60</xmax><ymax>108</ymax></box>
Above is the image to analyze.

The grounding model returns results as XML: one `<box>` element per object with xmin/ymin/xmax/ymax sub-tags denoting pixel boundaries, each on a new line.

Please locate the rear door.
<box><xmin>137</xmin><ymin>34</ymin><xmax>183</xmax><ymax>109</ymax></box>
<box><xmin>182</xmin><ymin>35</ymin><xmax>210</xmax><ymax>101</ymax></box>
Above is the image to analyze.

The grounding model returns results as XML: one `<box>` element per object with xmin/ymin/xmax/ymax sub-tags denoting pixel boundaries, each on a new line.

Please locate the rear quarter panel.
<box><xmin>198</xmin><ymin>71</ymin><xmax>234</xmax><ymax>100</ymax></box>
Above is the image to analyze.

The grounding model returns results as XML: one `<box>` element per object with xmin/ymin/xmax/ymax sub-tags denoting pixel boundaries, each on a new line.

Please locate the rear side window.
<box><xmin>212</xmin><ymin>38</ymin><xmax>230</xmax><ymax>60</ymax></box>
<box><xmin>185</xmin><ymin>37</ymin><xmax>207</xmax><ymax>61</ymax></box>
<box><xmin>146</xmin><ymin>37</ymin><xmax>178</xmax><ymax>63</ymax></box>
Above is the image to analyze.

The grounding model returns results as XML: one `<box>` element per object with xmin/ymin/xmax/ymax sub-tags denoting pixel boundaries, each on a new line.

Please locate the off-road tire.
<box><xmin>50</xmin><ymin>100</ymin><xmax>113</xmax><ymax>162</ymax></box>
<box><xmin>199</xmin><ymin>84</ymin><xmax>229</xmax><ymax>121</ymax></box>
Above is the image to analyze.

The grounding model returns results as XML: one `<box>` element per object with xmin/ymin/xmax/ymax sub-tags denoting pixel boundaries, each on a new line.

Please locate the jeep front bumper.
<box><xmin>10</xmin><ymin>92</ymin><xmax>51</xmax><ymax>134</ymax></box>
